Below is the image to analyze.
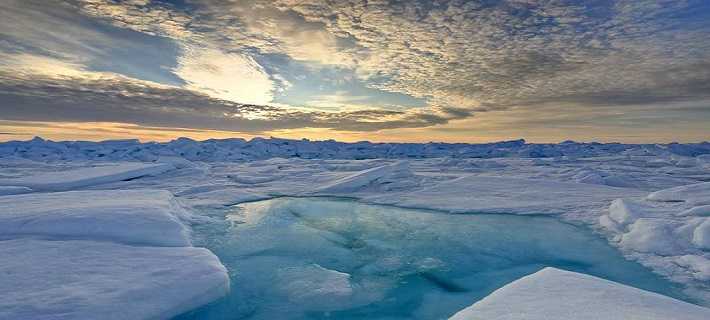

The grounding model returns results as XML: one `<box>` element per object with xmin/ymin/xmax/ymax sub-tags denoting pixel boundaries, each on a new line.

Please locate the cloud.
<box><xmin>174</xmin><ymin>46</ymin><xmax>276</xmax><ymax>105</ymax></box>
<box><xmin>2</xmin><ymin>0</ymin><xmax>710</xmax><ymax>140</ymax></box>
<box><xmin>0</xmin><ymin>0</ymin><xmax>184</xmax><ymax>84</ymax></box>
<box><xmin>0</xmin><ymin>62</ymin><xmax>456</xmax><ymax>132</ymax></box>
<box><xmin>274</xmin><ymin>0</ymin><xmax>710</xmax><ymax>110</ymax></box>
<box><xmin>73</xmin><ymin>0</ymin><xmax>710</xmax><ymax>112</ymax></box>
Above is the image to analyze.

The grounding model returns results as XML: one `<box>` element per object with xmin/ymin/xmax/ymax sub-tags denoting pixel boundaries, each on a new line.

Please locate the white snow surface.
<box><xmin>449</xmin><ymin>267</ymin><xmax>710</xmax><ymax>320</ymax></box>
<box><xmin>0</xmin><ymin>175</ymin><xmax>229</xmax><ymax>319</ymax></box>
<box><xmin>367</xmin><ymin>175</ymin><xmax>644</xmax><ymax>216</ymax></box>
<box><xmin>0</xmin><ymin>238</ymin><xmax>229</xmax><ymax>320</ymax></box>
<box><xmin>0</xmin><ymin>190</ymin><xmax>192</xmax><ymax>246</ymax></box>
<box><xmin>315</xmin><ymin>160</ymin><xmax>414</xmax><ymax>194</ymax></box>
<box><xmin>0</xmin><ymin>162</ymin><xmax>174</xmax><ymax>191</ymax></box>
<box><xmin>1</xmin><ymin>137</ymin><xmax>710</xmax><ymax>317</ymax></box>
<box><xmin>600</xmin><ymin>182</ymin><xmax>710</xmax><ymax>293</ymax></box>
<box><xmin>647</xmin><ymin>182</ymin><xmax>710</xmax><ymax>206</ymax></box>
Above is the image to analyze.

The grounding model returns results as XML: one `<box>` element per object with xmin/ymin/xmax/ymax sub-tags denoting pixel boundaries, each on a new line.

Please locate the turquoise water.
<box><xmin>174</xmin><ymin>197</ymin><xmax>690</xmax><ymax>319</ymax></box>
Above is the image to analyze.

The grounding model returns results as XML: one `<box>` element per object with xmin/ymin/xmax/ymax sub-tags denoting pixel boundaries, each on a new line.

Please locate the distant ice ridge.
<box><xmin>0</xmin><ymin>189</ymin><xmax>229</xmax><ymax>320</ymax></box>
<box><xmin>1</xmin><ymin>136</ymin><xmax>709</xmax><ymax>162</ymax></box>
<box><xmin>449</xmin><ymin>267</ymin><xmax>710</xmax><ymax>320</ymax></box>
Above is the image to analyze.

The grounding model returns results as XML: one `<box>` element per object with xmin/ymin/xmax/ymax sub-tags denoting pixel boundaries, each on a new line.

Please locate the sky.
<box><xmin>0</xmin><ymin>0</ymin><xmax>709</xmax><ymax>143</ymax></box>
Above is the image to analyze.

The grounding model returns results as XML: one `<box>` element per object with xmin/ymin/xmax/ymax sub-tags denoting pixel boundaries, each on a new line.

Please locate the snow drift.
<box><xmin>0</xmin><ymin>162</ymin><xmax>174</xmax><ymax>191</ymax></box>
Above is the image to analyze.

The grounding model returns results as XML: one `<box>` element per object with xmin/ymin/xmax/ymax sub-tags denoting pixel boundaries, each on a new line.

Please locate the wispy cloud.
<box><xmin>1</xmin><ymin>0</ymin><xmax>709</xmax><ymax>141</ymax></box>
<box><xmin>72</xmin><ymin>0</ymin><xmax>710</xmax><ymax>109</ymax></box>
<box><xmin>0</xmin><ymin>61</ymin><xmax>458</xmax><ymax>132</ymax></box>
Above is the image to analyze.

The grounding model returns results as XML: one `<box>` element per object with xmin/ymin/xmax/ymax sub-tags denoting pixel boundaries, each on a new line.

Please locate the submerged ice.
<box><xmin>176</xmin><ymin>198</ymin><xmax>691</xmax><ymax>320</ymax></box>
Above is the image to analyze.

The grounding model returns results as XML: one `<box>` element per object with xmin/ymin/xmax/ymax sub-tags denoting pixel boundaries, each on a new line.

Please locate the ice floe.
<box><xmin>1</xmin><ymin>137</ymin><xmax>709</xmax><ymax>318</ymax></box>
<box><xmin>449</xmin><ymin>267</ymin><xmax>710</xmax><ymax>320</ymax></box>
<box><xmin>0</xmin><ymin>190</ymin><xmax>192</xmax><ymax>246</ymax></box>
<box><xmin>0</xmin><ymin>239</ymin><xmax>228</xmax><ymax>320</ymax></box>
<box><xmin>0</xmin><ymin>188</ymin><xmax>229</xmax><ymax>319</ymax></box>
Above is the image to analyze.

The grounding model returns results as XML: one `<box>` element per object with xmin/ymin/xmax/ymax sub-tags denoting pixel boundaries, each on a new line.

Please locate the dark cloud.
<box><xmin>0</xmin><ymin>71</ymin><xmax>450</xmax><ymax>132</ymax></box>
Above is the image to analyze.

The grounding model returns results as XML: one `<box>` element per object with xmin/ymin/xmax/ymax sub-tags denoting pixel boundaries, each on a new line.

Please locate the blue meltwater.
<box><xmin>174</xmin><ymin>197</ymin><xmax>692</xmax><ymax>319</ymax></box>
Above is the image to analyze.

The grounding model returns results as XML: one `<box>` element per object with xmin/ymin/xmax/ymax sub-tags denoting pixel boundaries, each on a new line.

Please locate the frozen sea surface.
<box><xmin>175</xmin><ymin>197</ymin><xmax>692</xmax><ymax>320</ymax></box>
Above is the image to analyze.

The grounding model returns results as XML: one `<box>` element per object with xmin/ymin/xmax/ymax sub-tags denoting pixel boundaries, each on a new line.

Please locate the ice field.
<box><xmin>175</xmin><ymin>197</ymin><xmax>695</xmax><ymax>319</ymax></box>
<box><xmin>1</xmin><ymin>137</ymin><xmax>709</xmax><ymax>319</ymax></box>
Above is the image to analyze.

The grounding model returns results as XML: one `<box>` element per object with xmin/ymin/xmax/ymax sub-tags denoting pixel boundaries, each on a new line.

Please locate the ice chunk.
<box><xmin>449</xmin><ymin>267</ymin><xmax>710</xmax><ymax>320</ymax></box>
<box><xmin>0</xmin><ymin>186</ymin><xmax>31</xmax><ymax>195</ymax></box>
<box><xmin>692</xmin><ymin>218</ymin><xmax>710</xmax><ymax>250</ymax></box>
<box><xmin>676</xmin><ymin>255</ymin><xmax>710</xmax><ymax>281</ymax></box>
<box><xmin>608</xmin><ymin>199</ymin><xmax>643</xmax><ymax>226</ymax></box>
<box><xmin>276</xmin><ymin>264</ymin><xmax>353</xmax><ymax>307</ymax></box>
<box><xmin>0</xmin><ymin>162</ymin><xmax>174</xmax><ymax>191</ymax></box>
<box><xmin>620</xmin><ymin>219</ymin><xmax>679</xmax><ymax>255</ymax></box>
<box><xmin>0</xmin><ymin>190</ymin><xmax>191</xmax><ymax>247</ymax></box>
<box><xmin>0</xmin><ymin>239</ymin><xmax>229</xmax><ymax>320</ymax></box>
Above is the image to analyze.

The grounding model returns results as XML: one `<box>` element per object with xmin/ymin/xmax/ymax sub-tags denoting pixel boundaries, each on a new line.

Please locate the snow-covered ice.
<box><xmin>0</xmin><ymin>162</ymin><xmax>174</xmax><ymax>191</ymax></box>
<box><xmin>315</xmin><ymin>160</ymin><xmax>415</xmax><ymax>194</ymax></box>
<box><xmin>599</xmin><ymin>182</ymin><xmax>710</xmax><ymax>296</ymax></box>
<box><xmin>0</xmin><ymin>176</ymin><xmax>229</xmax><ymax>319</ymax></box>
<box><xmin>647</xmin><ymin>182</ymin><xmax>710</xmax><ymax>205</ymax></box>
<box><xmin>449</xmin><ymin>267</ymin><xmax>710</xmax><ymax>320</ymax></box>
<box><xmin>1</xmin><ymin>137</ymin><xmax>709</xmax><ymax>318</ymax></box>
<box><xmin>0</xmin><ymin>238</ymin><xmax>228</xmax><ymax>320</ymax></box>
<box><xmin>0</xmin><ymin>190</ymin><xmax>192</xmax><ymax>246</ymax></box>
<box><xmin>366</xmin><ymin>175</ymin><xmax>645</xmax><ymax>216</ymax></box>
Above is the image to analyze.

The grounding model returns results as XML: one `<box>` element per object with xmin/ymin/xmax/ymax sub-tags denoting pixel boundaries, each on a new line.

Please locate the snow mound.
<box><xmin>0</xmin><ymin>190</ymin><xmax>191</xmax><ymax>247</ymax></box>
<box><xmin>601</xmin><ymin>182</ymin><xmax>710</xmax><ymax>285</ymax></box>
<box><xmin>680</xmin><ymin>205</ymin><xmax>710</xmax><ymax>217</ymax></box>
<box><xmin>647</xmin><ymin>182</ymin><xmax>710</xmax><ymax>206</ymax></box>
<box><xmin>620</xmin><ymin>218</ymin><xmax>680</xmax><ymax>255</ymax></box>
<box><xmin>449</xmin><ymin>267</ymin><xmax>710</xmax><ymax>320</ymax></box>
<box><xmin>0</xmin><ymin>162</ymin><xmax>174</xmax><ymax>191</ymax></box>
<box><xmin>316</xmin><ymin>161</ymin><xmax>414</xmax><ymax>194</ymax></box>
<box><xmin>369</xmin><ymin>175</ymin><xmax>644</xmax><ymax>216</ymax></box>
<box><xmin>0</xmin><ymin>239</ymin><xmax>229</xmax><ymax>320</ymax></box>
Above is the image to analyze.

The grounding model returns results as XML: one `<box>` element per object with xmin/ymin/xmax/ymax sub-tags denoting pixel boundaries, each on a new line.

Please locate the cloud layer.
<box><xmin>1</xmin><ymin>0</ymin><xmax>709</xmax><ymax>140</ymax></box>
